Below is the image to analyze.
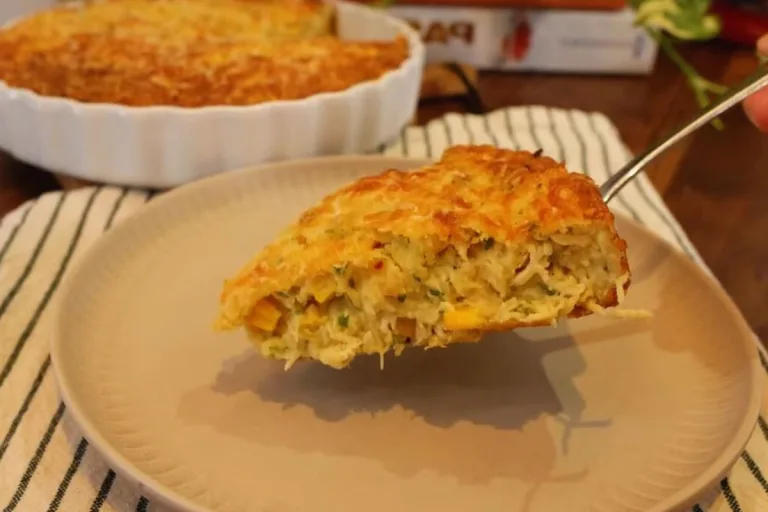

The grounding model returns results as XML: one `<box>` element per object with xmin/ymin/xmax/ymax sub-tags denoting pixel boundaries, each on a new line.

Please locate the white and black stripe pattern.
<box><xmin>0</xmin><ymin>106</ymin><xmax>764</xmax><ymax>512</ymax></box>
<box><xmin>0</xmin><ymin>188</ymin><xmax>151</xmax><ymax>512</ymax></box>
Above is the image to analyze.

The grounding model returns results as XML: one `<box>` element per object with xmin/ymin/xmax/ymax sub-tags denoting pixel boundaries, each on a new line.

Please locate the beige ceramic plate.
<box><xmin>51</xmin><ymin>156</ymin><xmax>762</xmax><ymax>512</ymax></box>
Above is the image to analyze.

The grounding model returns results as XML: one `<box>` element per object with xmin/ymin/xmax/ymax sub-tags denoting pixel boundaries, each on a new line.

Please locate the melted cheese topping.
<box><xmin>0</xmin><ymin>0</ymin><xmax>409</xmax><ymax>106</ymax></box>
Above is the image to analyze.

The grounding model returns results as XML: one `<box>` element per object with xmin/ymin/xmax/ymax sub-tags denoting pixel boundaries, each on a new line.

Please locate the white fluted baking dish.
<box><xmin>0</xmin><ymin>0</ymin><xmax>425</xmax><ymax>188</ymax></box>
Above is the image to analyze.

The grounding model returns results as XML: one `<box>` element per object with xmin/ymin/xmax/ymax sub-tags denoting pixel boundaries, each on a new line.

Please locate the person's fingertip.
<box><xmin>743</xmin><ymin>91</ymin><xmax>768</xmax><ymax>132</ymax></box>
<box><xmin>744</xmin><ymin>100</ymin><xmax>760</xmax><ymax>128</ymax></box>
<box><xmin>757</xmin><ymin>33</ymin><xmax>768</xmax><ymax>55</ymax></box>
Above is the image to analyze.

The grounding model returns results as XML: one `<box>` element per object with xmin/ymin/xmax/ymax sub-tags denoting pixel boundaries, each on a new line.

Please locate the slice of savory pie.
<box><xmin>215</xmin><ymin>145</ymin><xmax>633</xmax><ymax>370</ymax></box>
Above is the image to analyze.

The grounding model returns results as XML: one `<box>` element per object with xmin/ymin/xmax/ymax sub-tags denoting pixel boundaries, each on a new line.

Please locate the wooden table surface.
<box><xmin>1</xmin><ymin>40</ymin><xmax>766</xmax><ymax>343</ymax></box>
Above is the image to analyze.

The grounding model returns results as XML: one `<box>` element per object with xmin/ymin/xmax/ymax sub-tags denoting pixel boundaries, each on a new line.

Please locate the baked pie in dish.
<box><xmin>0</xmin><ymin>0</ymin><xmax>424</xmax><ymax>188</ymax></box>
<box><xmin>0</xmin><ymin>0</ymin><xmax>410</xmax><ymax>107</ymax></box>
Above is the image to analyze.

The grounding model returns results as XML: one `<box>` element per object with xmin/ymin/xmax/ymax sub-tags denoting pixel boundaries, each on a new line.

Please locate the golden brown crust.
<box><xmin>0</xmin><ymin>0</ymin><xmax>409</xmax><ymax>106</ymax></box>
<box><xmin>217</xmin><ymin>145</ymin><xmax>630</xmax><ymax>329</ymax></box>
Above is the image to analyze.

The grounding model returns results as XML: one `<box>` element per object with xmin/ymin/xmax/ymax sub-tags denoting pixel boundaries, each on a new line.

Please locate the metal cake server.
<box><xmin>600</xmin><ymin>64</ymin><xmax>768</xmax><ymax>203</ymax></box>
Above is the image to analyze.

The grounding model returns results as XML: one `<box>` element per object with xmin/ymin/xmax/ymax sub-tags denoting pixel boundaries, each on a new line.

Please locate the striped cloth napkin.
<box><xmin>0</xmin><ymin>106</ymin><xmax>766</xmax><ymax>512</ymax></box>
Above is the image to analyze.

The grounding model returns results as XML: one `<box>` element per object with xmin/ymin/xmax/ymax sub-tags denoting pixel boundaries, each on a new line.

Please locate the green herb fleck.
<box><xmin>539</xmin><ymin>283</ymin><xmax>557</xmax><ymax>296</ymax></box>
<box><xmin>338</xmin><ymin>314</ymin><xmax>349</xmax><ymax>329</ymax></box>
<box><xmin>519</xmin><ymin>304</ymin><xmax>535</xmax><ymax>314</ymax></box>
<box><xmin>397</xmin><ymin>294</ymin><xmax>407</xmax><ymax>303</ymax></box>
<box><xmin>428</xmin><ymin>288</ymin><xmax>443</xmax><ymax>298</ymax></box>
<box><xmin>483</xmin><ymin>237</ymin><xmax>495</xmax><ymax>250</ymax></box>
<box><xmin>333</xmin><ymin>263</ymin><xmax>348</xmax><ymax>276</ymax></box>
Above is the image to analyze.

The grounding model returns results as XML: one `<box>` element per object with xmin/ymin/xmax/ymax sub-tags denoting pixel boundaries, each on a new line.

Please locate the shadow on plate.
<box><xmin>625</xmin><ymin>227</ymin><xmax>749</xmax><ymax>375</ymax></box>
<box><xmin>217</xmin><ymin>331</ymin><xmax>576</xmax><ymax>429</ymax></box>
<box><xmin>177</xmin><ymin>321</ymin><xmax>647</xmax><ymax>489</ymax></box>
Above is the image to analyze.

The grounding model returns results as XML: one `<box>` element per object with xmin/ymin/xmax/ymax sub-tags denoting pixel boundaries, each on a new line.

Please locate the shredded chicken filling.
<box><xmin>246</xmin><ymin>231</ymin><xmax>627</xmax><ymax>369</ymax></box>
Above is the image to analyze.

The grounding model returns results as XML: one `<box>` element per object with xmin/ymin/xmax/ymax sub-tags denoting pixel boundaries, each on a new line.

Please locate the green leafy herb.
<box><xmin>428</xmin><ymin>288</ymin><xmax>443</xmax><ymax>298</ymax></box>
<box><xmin>397</xmin><ymin>294</ymin><xmax>407</xmax><ymax>303</ymax></box>
<box><xmin>338</xmin><ymin>314</ymin><xmax>349</xmax><ymax>329</ymax></box>
<box><xmin>629</xmin><ymin>0</ymin><xmax>727</xmax><ymax>128</ymax></box>
<box><xmin>483</xmin><ymin>237</ymin><xmax>495</xmax><ymax>250</ymax></box>
<box><xmin>634</xmin><ymin>0</ymin><xmax>720</xmax><ymax>40</ymax></box>
<box><xmin>333</xmin><ymin>263</ymin><xmax>348</xmax><ymax>276</ymax></box>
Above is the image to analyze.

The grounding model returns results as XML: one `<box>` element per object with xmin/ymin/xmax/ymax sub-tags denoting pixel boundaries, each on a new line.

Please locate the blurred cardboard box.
<box><xmin>387</xmin><ymin>5</ymin><xmax>658</xmax><ymax>75</ymax></box>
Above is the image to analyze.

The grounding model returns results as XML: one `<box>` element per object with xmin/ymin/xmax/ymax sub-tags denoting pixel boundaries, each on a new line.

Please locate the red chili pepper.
<box><xmin>502</xmin><ymin>15</ymin><xmax>532</xmax><ymax>62</ymax></box>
